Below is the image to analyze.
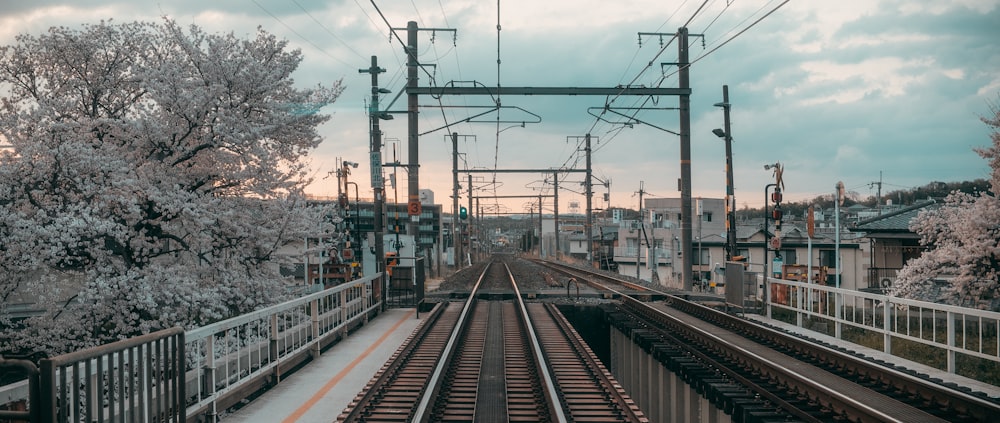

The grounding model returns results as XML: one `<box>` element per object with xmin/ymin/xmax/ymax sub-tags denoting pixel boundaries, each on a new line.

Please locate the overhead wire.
<box><xmin>488</xmin><ymin>0</ymin><xmax>503</xmax><ymax>210</ymax></box>
<box><xmin>667</xmin><ymin>0</ymin><xmax>791</xmax><ymax>80</ymax></box>
<box><xmin>578</xmin><ymin>0</ymin><xmax>710</xmax><ymax>173</ymax></box>
<box><xmin>436</xmin><ymin>2</ymin><xmax>475</xmax><ymax>139</ymax></box>
<box><xmin>583</xmin><ymin>0</ymin><xmax>709</xmax><ymax>146</ymax></box>
<box><xmin>291</xmin><ymin>0</ymin><xmax>367</xmax><ymax>61</ymax></box>
<box><xmin>699</xmin><ymin>0</ymin><xmax>735</xmax><ymax>36</ymax></box>
<box><xmin>587</xmin><ymin>0</ymin><xmax>786</xmax><ymax>158</ymax></box>
<box><xmin>369</xmin><ymin>0</ymin><xmax>457</xmax><ymax>163</ymax></box>
<box><xmin>251</xmin><ymin>0</ymin><xmax>355</xmax><ymax>67</ymax></box>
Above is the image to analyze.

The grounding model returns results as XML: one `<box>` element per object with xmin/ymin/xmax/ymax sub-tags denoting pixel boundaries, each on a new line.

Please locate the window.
<box><xmin>703</xmin><ymin>212</ymin><xmax>713</xmax><ymax>222</ymax></box>
<box><xmin>778</xmin><ymin>249</ymin><xmax>797</xmax><ymax>265</ymax></box>
<box><xmin>693</xmin><ymin>247</ymin><xmax>710</xmax><ymax>265</ymax></box>
<box><xmin>627</xmin><ymin>237</ymin><xmax>640</xmax><ymax>251</ymax></box>
<box><xmin>819</xmin><ymin>250</ymin><xmax>836</xmax><ymax>268</ymax></box>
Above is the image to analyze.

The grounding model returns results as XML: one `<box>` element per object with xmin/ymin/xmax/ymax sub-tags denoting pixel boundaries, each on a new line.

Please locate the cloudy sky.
<box><xmin>1</xmin><ymin>1</ymin><xmax>998</xmax><ymax>214</ymax></box>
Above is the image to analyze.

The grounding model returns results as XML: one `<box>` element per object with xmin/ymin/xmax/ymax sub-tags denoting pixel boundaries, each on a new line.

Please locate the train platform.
<box><xmin>222</xmin><ymin>307</ymin><xmax>426</xmax><ymax>423</ymax></box>
<box><xmin>746</xmin><ymin>314</ymin><xmax>1000</xmax><ymax>400</ymax></box>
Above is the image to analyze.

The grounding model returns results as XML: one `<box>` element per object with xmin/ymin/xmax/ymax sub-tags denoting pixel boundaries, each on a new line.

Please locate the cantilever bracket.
<box><xmin>588</xmin><ymin>106</ymin><xmax>681</xmax><ymax>136</ymax></box>
<box><xmin>419</xmin><ymin>105</ymin><xmax>542</xmax><ymax>136</ymax></box>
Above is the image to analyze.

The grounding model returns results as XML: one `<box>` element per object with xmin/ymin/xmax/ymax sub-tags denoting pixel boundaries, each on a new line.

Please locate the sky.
<box><xmin>1</xmin><ymin>0</ymin><xmax>998</xmax><ymax>214</ymax></box>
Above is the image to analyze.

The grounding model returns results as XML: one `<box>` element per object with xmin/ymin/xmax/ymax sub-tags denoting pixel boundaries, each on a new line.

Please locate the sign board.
<box><xmin>408</xmin><ymin>201</ymin><xmax>422</xmax><ymax>216</ymax></box>
<box><xmin>369</xmin><ymin>151</ymin><xmax>383</xmax><ymax>188</ymax></box>
<box><xmin>772</xmin><ymin>256</ymin><xmax>783</xmax><ymax>277</ymax></box>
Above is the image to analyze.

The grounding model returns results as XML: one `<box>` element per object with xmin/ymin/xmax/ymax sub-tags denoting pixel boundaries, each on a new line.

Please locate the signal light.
<box><xmin>459</xmin><ymin>206</ymin><xmax>468</xmax><ymax>220</ymax></box>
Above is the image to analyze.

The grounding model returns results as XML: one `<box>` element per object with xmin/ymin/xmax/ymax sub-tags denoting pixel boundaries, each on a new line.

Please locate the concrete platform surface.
<box><xmin>222</xmin><ymin>307</ymin><xmax>425</xmax><ymax>423</ymax></box>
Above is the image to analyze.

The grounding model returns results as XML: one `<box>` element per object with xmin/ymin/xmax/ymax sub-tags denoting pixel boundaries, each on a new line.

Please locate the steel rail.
<box><xmin>412</xmin><ymin>262</ymin><xmax>492</xmax><ymax>421</ymax></box>
<box><xmin>659</xmin><ymin>296</ymin><xmax>1000</xmax><ymax>422</ymax></box>
<box><xmin>335</xmin><ymin>302</ymin><xmax>447</xmax><ymax>422</ymax></box>
<box><xmin>621</xmin><ymin>296</ymin><xmax>947</xmax><ymax>422</ymax></box>
<box><xmin>542</xmin><ymin>260</ymin><xmax>993</xmax><ymax>422</ymax></box>
<box><xmin>541</xmin><ymin>302</ymin><xmax>648</xmax><ymax>422</ymax></box>
<box><xmin>502</xmin><ymin>262</ymin><xmax>569</xmax><ymax>423</ymax></box>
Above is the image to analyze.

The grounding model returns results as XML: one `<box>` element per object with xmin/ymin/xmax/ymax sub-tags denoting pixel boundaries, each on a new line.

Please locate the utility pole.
<box><xmin>468</xmin><ymin>174</ymin><xmax>473</xmax><ymax>264</ymax></box>
<box><xmin>553</xmin><ymin>172</ymin><xmax>560</xmax><ymax>259</ymax></box>
<box><xmin>585</xmin><ymin>133</ymin><xmax>594</xmax><ymax>266</ymax></box>
<box><xmin>405</xmin><ymin>21</ymin><xmax>421</xmax><ymax>238</ymax></box>
<box><xmin>359</xmin><ymin>56</ymin><xmax>386</xmax><ymax>307</ymax></box>
<box><xmin>714</xmin><ymin>84</ymin><xmax>737</xmax><ymax>261</ymax></box>
<box><xmin>871</xmin><ymin>171</ymin><xmax>883</xmax><ymax>215</ymax></box>
<box><xmin>400</xmin><ymin>22</ymin><xmax>456</xmax><ymax>238</ymax></box>
<box><xmin>678</xmin><ymin>27</ymin><xmax>694</xmax><ymax>291</ymax></box>
<box><xmin>635</xmin><ymin>181</ymin><xmax>646</xmax><ymax>280</ymax></box>
<box><xmin>451</xmin><ymin>132</ymin><xmax>462</xmax><ymax>269</ymax></box>
<box><xmin>538</xmin><ymin>194</ymin><xmax>543</xmax><ymax>258</ymax></box>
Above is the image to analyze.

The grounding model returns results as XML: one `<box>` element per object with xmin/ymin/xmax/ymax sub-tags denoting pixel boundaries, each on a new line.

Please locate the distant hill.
<box><xmin>736</xmin><ymin>179</ymin><xmax>991</xmax><ymax>221</ymax></box>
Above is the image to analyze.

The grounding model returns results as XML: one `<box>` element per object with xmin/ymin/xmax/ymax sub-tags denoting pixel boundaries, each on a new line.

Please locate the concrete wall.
<box><xmin>609</xmin><ymin>327</ymin><xmax>731</xmax><ymax>423</ymax></box>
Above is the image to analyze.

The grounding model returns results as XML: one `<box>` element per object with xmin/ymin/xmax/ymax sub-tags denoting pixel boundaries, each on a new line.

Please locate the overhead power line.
<box><xmin>584</xmin><ymin>0</ymin><xmax>790</xmax><ymax>155</ymax></box>
<box><xmin>250</xmin><ymin>0</ymin><xmax>355</xmax><ymax>68</ymax></box>
<box><xmin>291</xmin><ymin>0</ymin><xmax>366</xmax><ymax>60</ymax></box>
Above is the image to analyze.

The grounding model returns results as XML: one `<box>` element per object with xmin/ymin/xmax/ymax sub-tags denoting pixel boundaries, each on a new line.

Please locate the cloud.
<box><xmin>0</xmin><ymin>1</ymin><xmax>997</xmax><ymax>211</ymax></box>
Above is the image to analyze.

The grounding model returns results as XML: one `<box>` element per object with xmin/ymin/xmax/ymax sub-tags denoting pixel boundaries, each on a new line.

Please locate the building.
<box><xmin>607</xmin><ymin>196</ymin><xmax>868</xmax><ymax>291</ymax></box>
<box><xmin>291</xmin><ymin>196</ymin><xmax>444</xmax><ymax>285</ymax></box>
<box><xmin>850</xmin><ymin>199</ymin><xmax>939</xmax><ymax>292</ymax></box>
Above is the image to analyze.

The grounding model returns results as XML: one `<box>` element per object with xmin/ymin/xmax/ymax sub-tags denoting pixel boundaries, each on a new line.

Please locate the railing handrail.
<box><xmin>775</xmin><ymin>278</ymin><xmax>1000</xmax><ymax>319</ymax></box>
<box><xmin>766</xmin><ymin>277</ymin><xmax>1000</xmax><ymax>376</ymax></box>
<box><xmin>1</xmin><ymin>274</ymin><xmax>383</xmax><ymax>422</ymax></box>
<box><xmin>186</xmin><ymin>273</ymin><xmax>380</xmax><ymax>339</ymax></box>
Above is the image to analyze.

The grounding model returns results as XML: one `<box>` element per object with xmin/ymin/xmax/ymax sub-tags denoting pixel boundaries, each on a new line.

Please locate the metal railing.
<box><xmin>766</xmin><ymin>277</ymin><xmax>1000</xmax><ymax>374</ymax></box>
<box><xmin>184</xmin><ymin>275</ymin><xmax>378</xmax><ymax>419</ymax></box>
<box><xmin>867</xmin><ymin>267</ymin><xmax>900</xmax><ymax>290</ymax></box>
<box><xmin>0</xmin><ymin>274</ymin><xmax>381</xmax><ymax>422</ymax></box>
<box><xmin>33</xmin><ymin>327</ymin><xmax>187</xmax><ymax>423</ymax></box>
<box><xmin>612</xmin><ymin>246</ymin><xmax>672</xmax><ymax>262</ymax></box>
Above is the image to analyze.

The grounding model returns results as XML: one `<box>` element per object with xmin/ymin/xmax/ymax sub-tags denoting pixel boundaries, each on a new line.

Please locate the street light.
<box><xmin>713</xmin><ymin>85</ymin><xmax>736</xmax><ymax>262</ymax></box>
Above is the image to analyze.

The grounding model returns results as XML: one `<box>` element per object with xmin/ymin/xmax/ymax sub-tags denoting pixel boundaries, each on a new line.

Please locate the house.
<box><xmin>850</xmin><ymin>199</ymin><xmax>939</xmax><ymax>292</ymax></box>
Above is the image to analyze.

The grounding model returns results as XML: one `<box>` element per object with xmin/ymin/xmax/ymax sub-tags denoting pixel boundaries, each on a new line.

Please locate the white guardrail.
<box><xmin>764</xmin><ymin>276</ymin><xmax>1000</xmax><ymax>374</ymax></box>
<box><xmin>0</xmin><ymin>274</ymin><xmax>381</xmax><ymax>421</ymax></box>
<box><xmin>184</xmin><ymin>274</ymin><xmax>379</xmax><ymax>419</ymax></box>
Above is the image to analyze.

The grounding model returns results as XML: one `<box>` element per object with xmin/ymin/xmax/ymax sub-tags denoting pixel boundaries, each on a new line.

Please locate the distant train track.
<box><xmin>536</xmin><ymin>258</ymin><xmax>1000</xmax><ymax>422</ymax></box>
<box><xmin>338</xmin><ymin>256</ymin><xmax>647</xmax><ymax>422</ymax></box>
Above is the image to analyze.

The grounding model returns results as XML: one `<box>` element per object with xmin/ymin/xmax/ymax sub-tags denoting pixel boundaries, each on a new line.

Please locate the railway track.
<box><xmin>537</xmin><ymin>259</ymin><xmax>1000</xmax><ymax>422</ymax></box>
<box><xmin>338</xmin><ymin>257</ymin><xmax>647</xmax><ymax>422</ymax></box>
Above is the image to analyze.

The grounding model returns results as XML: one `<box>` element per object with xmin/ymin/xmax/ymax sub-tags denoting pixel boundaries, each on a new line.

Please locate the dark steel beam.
<box><xmin>407</xmin><ymin>86</ymin><xmax>690</xmax><ymax>96</ymax></box>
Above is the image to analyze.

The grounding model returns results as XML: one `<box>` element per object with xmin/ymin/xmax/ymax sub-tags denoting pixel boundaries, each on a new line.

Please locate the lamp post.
<box><xmin>713</xmin><ymin>85</ymin><xmax>736</xmax><ymax>261</ymax></box>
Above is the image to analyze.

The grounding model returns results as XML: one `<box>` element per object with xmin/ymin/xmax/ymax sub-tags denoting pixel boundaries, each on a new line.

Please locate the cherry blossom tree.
<box><xmin>0</xmin><ymin>19</ymin><xmax>343</xmax><ymax>354</ymax></box>
<box><xmin>891</xmin><ymin>101</ymin><xmax>1000</xmax><ymax>310</ymax></box>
